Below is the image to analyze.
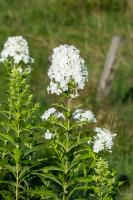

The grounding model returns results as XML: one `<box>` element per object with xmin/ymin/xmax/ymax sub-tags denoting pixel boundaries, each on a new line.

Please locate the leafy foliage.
<box><xmin>0</xmin><ymin>64</ymin><xmax>39</xmax><ymax>200</ymax></box>
<box><xmin>0</xmin><ymin>38</ymin><xmax>117</xmax><ymax>199</ymax></box>
<box><xmin>93</xmin><ymin>157</ymin><xmax>116</xmax><ymax>200</ymax></box>
<box><xmin>34</xmin><ymin>95</ymin><xmax>116</xmax><ymax>199</ymax></box>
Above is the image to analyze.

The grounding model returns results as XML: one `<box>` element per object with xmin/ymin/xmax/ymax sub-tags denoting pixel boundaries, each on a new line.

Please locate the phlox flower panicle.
<box><xmin>41</xmin><ymin>107</ymin><xmax>65</xmax><ymax>121</ymax></box>
<box><xmin>73</xmin><ymin>109</ymin><xmax>96</xmax><ymax>123</ymax></box>
<box><xmin>47</xmin><ymin>44</ymin><xmax>88</xmax><ymax>97</ymax></box>
<box><xmin>0</xmin><ymin>36</ymin><xmax>34</xmax><ymax>64</ymax></box>
<box><xmin>93</xmin><ymin>127</ymin><xmax>116</xmax><ymax>153</ymax></box>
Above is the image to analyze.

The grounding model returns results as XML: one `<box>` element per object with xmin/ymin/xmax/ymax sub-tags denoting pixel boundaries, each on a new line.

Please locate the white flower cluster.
<box><xmin>73</xmin><ymin>109</ymin><xmax>96</xmax><ymax>123</ymax></box>
<box><xmin>47</xmin><ymin>44</ymin><xmax>88</xmax><ymax>97</ymax></box>
<box><xmin>41</xmin><ymin>107</ymin><xmax>65</xmax><ymax>121</ymax></box>
<box><xmin>44</xmin><ymin>130</ymin><xmax>53</xmax><ymax>140</ymax></box>
<box><xmin>0</xmin><ymin>36</ymin><xmax>34</xmax><ymax>64</ymax></box>
<box><xmin>93</xmin><ymin>127</ymin><xmax>116</xmax><ymax>153</ymax></box>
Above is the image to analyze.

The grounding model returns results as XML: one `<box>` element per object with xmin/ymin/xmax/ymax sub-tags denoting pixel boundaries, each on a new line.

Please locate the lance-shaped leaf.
<box><xmin>0</xmin><ymin>180</ymin><xmax>16</xmax><ymax>187</ymax></box>
<box><xmin>3</xmin><ymin>164</ymin><xmax>16</xmax><ymax>177</ymax></box>
<box><xmin>0</xmin><ymin>132</ymin><xmax>16</xmax><ymax>146</ymax></box>
<box><xmin>67</xmin><ymin>185</ymin><xmax>95</xmax><ymax>199</ymax></box>
<box><xmin>13</xmin><ymin>148</ymin><xmax>21</xmax><ymax>163</ymax></box>
<box><xmin>67</xmin><ymin>139</ymin><xmax>89</xmax><ymax>152</ymax></box>
<box><xmin>18</xmin><ymin>166</ymin><xmax>30</xmax><ymax>180</ymax></box>
<box><xmin>30</xmin><ymin>189</ymin><xmax>61</xmax><ymax>200</ymax></box>
<box><xmin>35</xmin><ymin>173</ymin><xmax>63</xmax><ymax>188</ymax></box>
<box><xmin>55</xmin><ymin>140</ymin><xmax>68</xmax><ymax>151</ymax></box>
<box><xmin>52</xmin><ymin>103</ymin><xmax>67</xmax><ymax>111</ymax></box>
<box><xmin>42</xmin><ymin>166</ymin><xmax>64</xmax><ymax>173</ymax></box>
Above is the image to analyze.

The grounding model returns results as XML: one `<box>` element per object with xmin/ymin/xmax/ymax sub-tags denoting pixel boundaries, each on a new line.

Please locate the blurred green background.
<box><xmin>0</xmin><ymin>0</ymin><xmax>133</xmax><ymax>199</ymax></box>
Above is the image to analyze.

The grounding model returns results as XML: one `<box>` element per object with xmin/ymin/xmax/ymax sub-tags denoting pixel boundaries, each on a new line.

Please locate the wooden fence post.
<box><xmin>97</xmin><ymin>36</ymin><xmax>121</xmax><ymax>100</ymax></box>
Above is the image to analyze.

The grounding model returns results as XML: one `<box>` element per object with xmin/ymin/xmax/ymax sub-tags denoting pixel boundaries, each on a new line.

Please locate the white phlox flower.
<box><xmin>73</xmin><ymin>109</ymin><xmax>96</xmax><ymax>122</ymax></box>
<box><xmin>47</xmin><ymin>82</ymin><xmax>62</xmax><ymax>95</ymax></box>
<box><xmin>41</xmin><ymin>107</ymin><xmax>65</xmax><ymax>121</ymax></box>
<box><xmin>93</xmin><ymin>127</ymin><xmax>117</xmax><ymax>153</ymax></box>
<box><xmin>41</xmin><ymin>108</ymin><xmax>56</xmax><ymax>121</ymax></box>
<box><xmin>47</xmin><ymin>44</ymin><xmax>88</xmax><ymax>97</ymax></box>
<box><xmin>0</xmin><ymin>36</ymin><xmax>34</xmax><ymax>64</ymax></box>
<box><xmin>44</xmin><ymin>130</ymin><xmax>53</xmax><ymax>140</ymax></box>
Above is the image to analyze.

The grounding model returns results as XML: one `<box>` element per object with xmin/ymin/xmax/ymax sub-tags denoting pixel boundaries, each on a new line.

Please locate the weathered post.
<box><xmin>97</xmin><ymin>36</ymin><xmax>121</xmax><ymax>100</ymax></box>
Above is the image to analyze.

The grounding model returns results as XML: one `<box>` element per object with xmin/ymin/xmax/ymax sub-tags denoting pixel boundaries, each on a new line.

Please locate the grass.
<box><xmin>0</xmin><ymin>0</ymin><xmax>133</xmax><ymax>198</ymax></box>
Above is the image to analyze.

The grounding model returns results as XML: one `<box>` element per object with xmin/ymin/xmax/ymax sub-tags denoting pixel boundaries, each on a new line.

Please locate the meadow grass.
<box><xmin>0</xmin><ymin>0</ymin><xmax>133</xmax><ymax>198</ymax></box>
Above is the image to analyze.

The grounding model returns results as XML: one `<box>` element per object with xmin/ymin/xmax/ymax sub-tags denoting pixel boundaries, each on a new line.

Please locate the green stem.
<box><xmin>63</xmin><ymin>98</ymin><xmax>72</xmax><ymax>199</ymax></box>
<box><xmin>15</xmin><ymin>163</ymin><xmax>19</xmax><ymax>200</ymax></box>
<box><xmin>63</xmin><ymin>194</ymin><xmax>66</xmax><ymax>200</ymax></box>
<box><xmin>2</xmin><ymin>140</ymin><xmax>7</xmax><ymax>159</ymax></box>
<box><xmin>67</xmin><ymin>98</ymin><xmax>71</xmax><ymax>130</ymax></box>
<box><xmin>2</xmin><ymin>152</ymin><xmax>5</xmax><ymax>160</ymax></box>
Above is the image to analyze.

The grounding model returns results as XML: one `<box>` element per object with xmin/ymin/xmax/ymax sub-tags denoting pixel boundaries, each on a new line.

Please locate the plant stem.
<box><xmin>67</xmin><ymin>98</ymin><xmax>71</xmax><ymax>130</ymax></box>
<box><xmin>63</xmin><ymin>194</ymin><xmax>66</xmax><ymax>200</ymax></box>
<box><xmin>15</xmin><ymin>163</ymin><xmax>19</xmax><ymax>200</ymax></box>
<box><xmin>63</xmin><ymin>98</ymin><xmax>72</xmax><ymax>200</ymax></box>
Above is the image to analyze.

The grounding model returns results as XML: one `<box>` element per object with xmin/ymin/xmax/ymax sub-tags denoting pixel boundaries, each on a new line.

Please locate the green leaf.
<box><xmin>13</xmin><ymin>148</ymin><xmax>21</xmax><ymax>163</ymax></box>
<box><xmin>51</xmin><ymin>121</ymin><xmax>67</xmax><ymax>130</ymax></box>
<box><xmin>18</xmin><ymin>166</ymin><xmax>30</xmax><ymax>180</ymax></box>
<box><xmin>36</xmin><ymin>173</ymin><xmax>63</xmax><ymax>188</ymax></box>
<box><xmin>0</xmin><ymin>180</ymin><xmax>16</xmax><ymax>187</ymax></box>
<box><xmin>42</xmin><ymin>166</ymin><xmax>64</xmax><ymax>173</ymax></box>
<box><xmin>67</xmin><ymin>184</ymin><xmax>79</xmax><ymax>198</ymax></box>
<box><xmin>75</xmin><ymin>176</ymin><xmax>94</xmax><ymax>183</ymax></box>
<box><xmin>52</xmin><ymin>103</ymin><xmax>67</xmax><ymax>111</ymax></box>
<box><xmin>0</xmin><ymin>132</ymin><xmax>16</xmax><ymax>146</ymax></box>
<box><xmin>68</xmin><ymin>139</ymin><xmax>88</xmax><ymax>152</ymax></box>
<box><xmin>56</xmin><ymin>140</ymin><xmax>68</xmax><ymax>151</ymax></box>
<box><xmin>0</xmin><ymin>146</ymin><xmax>11</xmax><ymax>154</ymax></box>
<box><xmin>68</xmin><ymin>185</ymin><xmax>95</xmax><ymax>198</ymax></box>
<box><xmin>67</xmin><ymin>158</ymin><xmax>80</xmax><ymax>172</ymax></box>
<box><xmin>72</xmin><ymin>151</ymin><xmax>95</xmax><ymax>164</ymax></box>
<box><xmin>30</xmin><ymin>189</ymin><xmax>61</xmax><ymax>200</ymax></box>
<box><xmin>23</xmin><ymin>148</ymin><xmax>36</xmax><ymax>157</ymax></box>
<box><xmin>118</xmin><ymin>181</ymin><xmax>124</xmax><ymax>187</ymax></box>
<box><xmin>3</xmin><ymin>164</ymin><xmax>16</xmax><ymax>177</ymax></box>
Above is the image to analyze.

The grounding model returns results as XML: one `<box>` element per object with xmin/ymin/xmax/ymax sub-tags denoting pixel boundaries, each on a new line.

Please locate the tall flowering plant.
<box><xmin>0</xmin><ymin>37</ymin><xmax>118</xmax><ymax>199</ymax></box>
<box><xmin>34</xmin><ymin>45</ymin><xmax>117</xmax><ymax>199</ymax></box>
<box><xmin>0</xmin><ymin>36</ymin><xmax>39</xmax><ymax>200</ymax></box>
